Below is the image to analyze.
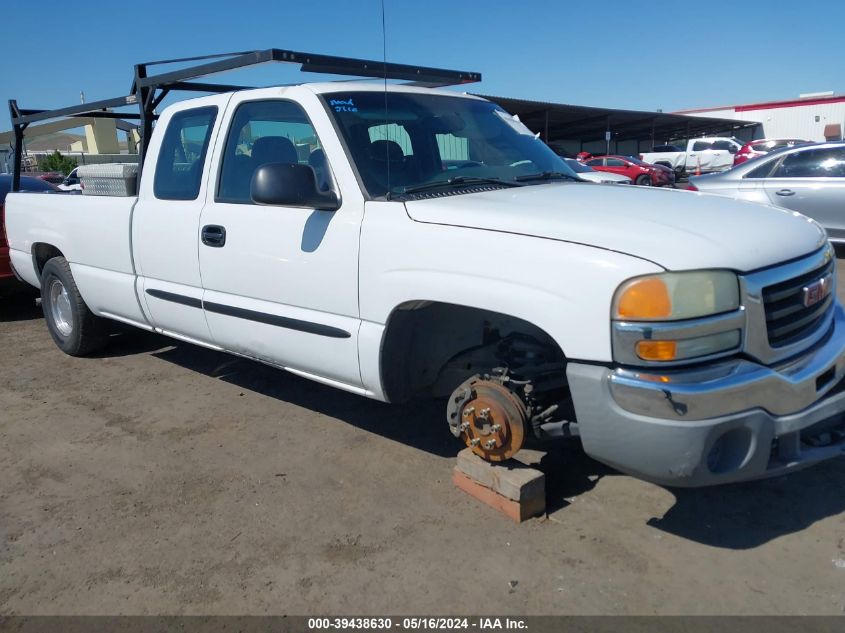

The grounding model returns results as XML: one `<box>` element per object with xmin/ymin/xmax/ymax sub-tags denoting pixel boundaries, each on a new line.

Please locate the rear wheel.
<box><xmin>635</xmin><ymin>174</ymin><xmax>652</xmax><ymax>186</ymax></box>
<box><xmin>41</xmin><ymin>257</ymin><xmax>110</xmax><ymax>356</ymax></box>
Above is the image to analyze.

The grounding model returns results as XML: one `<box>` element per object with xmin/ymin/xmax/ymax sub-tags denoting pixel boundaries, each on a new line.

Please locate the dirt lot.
<box><xmin>2</xmin><ymin>264</ymin><xmax>845</xmax><ymax>616</ymax></box>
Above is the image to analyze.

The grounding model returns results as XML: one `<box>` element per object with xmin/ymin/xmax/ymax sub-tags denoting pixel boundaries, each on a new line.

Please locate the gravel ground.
<box><xmin>1</xmin><ymin>263</ymin><xmax>845</xmax><ymax>616</ymax></box>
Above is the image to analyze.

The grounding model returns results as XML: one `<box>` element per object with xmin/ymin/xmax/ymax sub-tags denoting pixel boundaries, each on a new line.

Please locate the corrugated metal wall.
<box><xmin>687</xmin><ymin>102</ymin><xmax>845</xmax><ymax>142</ymax></box>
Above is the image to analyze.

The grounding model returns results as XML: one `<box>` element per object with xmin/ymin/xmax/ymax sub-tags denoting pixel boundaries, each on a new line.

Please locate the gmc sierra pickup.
<box><xmin>7</xmin><ymin>66</ymin><xmax>845</xmax><ymax>486</ymax></box>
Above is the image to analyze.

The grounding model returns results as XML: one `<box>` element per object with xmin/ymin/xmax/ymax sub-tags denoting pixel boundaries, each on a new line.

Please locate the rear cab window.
<box><xmin>154</xmin><ymin>106</ymin><xmax>218</xmax><ymax>201</ymax></box>
<box><xmin>711</xmin><ymin>140</ymin><xmax>738</xmax><ymax>153</ymax></box>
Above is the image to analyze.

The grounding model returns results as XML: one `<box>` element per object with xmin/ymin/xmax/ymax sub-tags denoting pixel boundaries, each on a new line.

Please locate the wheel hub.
<box><xmin>448</xmin><ymin>378</ymin><xmax>527</xmax><ymax>462</ymax></box>
<box><xmin>49</xmin><ymin>279</ymin><xmax>73</xmax><ymax>337</ymax></box>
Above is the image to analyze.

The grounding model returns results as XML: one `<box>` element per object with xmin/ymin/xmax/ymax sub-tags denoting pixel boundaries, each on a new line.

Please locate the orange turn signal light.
<box><xmin>636</xmin><ymin>340</ymin><xmax>677</xmax><ymax>361</ymax></box>
<box><xmin>615</xmin><ymin>277</ymin><xmax>672</xmax><ymax>320</ymax></box>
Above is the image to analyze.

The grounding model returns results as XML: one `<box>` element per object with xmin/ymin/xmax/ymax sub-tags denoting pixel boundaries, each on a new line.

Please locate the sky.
<box><xmin>2</xmin><ymin>0</ymin><xmax>844</xmax><ymax>132</ymax></box>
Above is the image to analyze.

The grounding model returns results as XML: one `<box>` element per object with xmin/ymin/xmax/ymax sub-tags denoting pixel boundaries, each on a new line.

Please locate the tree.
<box><xmin>38</xmin><ymin>151</ymin><xmax>77</xmax><ymax>175</ymax></box>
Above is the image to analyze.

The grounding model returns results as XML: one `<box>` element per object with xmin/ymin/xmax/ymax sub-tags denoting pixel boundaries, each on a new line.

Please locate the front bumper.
<box><xmin>653</xmin><ymin>171</ymin><xmax>674</xmax><ymax>186</ymax></box>
<box><xmin>568</xmin><ymin>304</ymin><xmax>845</xmax><ymax>487</ymax></box>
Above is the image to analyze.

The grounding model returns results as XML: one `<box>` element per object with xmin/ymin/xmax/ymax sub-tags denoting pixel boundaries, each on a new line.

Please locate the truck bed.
<box><xmin>6</xmin><ymin>192</ymin><xmax>144</xmax><ymax>324</ymax></box>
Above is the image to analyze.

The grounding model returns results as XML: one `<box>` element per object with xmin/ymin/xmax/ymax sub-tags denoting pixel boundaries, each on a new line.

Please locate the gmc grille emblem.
<box><xmin>803</xmin><ymin>273</ymin><xmax>833</xmax><ymax>308</ymax></box>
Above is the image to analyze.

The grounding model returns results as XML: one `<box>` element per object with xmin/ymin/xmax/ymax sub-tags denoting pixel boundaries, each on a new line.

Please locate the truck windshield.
<box><xmin>322</xmin><ymin>91</ymin><xmax>578</xmax><ymax>198</ymax></box>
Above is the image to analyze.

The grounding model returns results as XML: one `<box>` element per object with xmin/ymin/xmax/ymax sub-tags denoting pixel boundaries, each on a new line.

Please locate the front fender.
<box><xmin>359</xmin><ymin>201</ymin><xmax>662</xmax><ymax>363</ymax></box>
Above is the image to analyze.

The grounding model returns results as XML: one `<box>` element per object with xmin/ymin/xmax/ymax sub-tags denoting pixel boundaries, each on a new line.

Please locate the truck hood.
<box><xmin>403</xmin><ymin>183</ymin><xmax>827</xmax><ymax>272</ymax></box>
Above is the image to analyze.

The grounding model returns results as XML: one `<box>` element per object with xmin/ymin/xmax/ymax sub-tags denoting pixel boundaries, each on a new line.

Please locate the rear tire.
<box><xmin>635</xmin><ymin>174</ymin><xmax>652</xmax><ymax>186</ymax></box>
<box><xmin>41</xmin><ymin>257</ymin><xmax>110</xmax><ymax>356</ymax></box>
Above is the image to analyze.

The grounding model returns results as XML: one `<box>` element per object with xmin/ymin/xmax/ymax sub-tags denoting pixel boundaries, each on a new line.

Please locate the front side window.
<box><xmin>154</xmin><ymin>106</ymin><xmax>217</xmax><ymax>201</ymax></box>
<box><xmin>773</xmin><ymin>147</ymin><xmax>845</xmax><ymax>178</ymax></box>
<box><xmin>322</xmin><ymin>91</ymin><xmax>577</xmax><ymax>198</ymax></box>
<box><xmin>218</xmin><ymin>100</ymin><xmax>330</xmax><ymax>203</ymax></box>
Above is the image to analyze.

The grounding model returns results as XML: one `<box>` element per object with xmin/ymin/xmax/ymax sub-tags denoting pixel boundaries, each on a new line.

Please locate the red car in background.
<box><xmin>733</xmin><ymin>138</ymin><xmax>810</xmax><ymax>165</ymax></box>
<box><xmin>1</xmin><ymin>174</ymin><xmax>59</xmax><ymax>290</ymax></box>
<box><xmin>585</xmin><ymin>155</ymin><xmax>675</xmax><ymax>186</ymax></box>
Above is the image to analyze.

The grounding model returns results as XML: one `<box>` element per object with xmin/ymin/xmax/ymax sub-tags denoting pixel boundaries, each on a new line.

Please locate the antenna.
<box><xmin>381</xmin><ymin>0</ymin><xmax>391</xmax><ymax>198</ymax></box>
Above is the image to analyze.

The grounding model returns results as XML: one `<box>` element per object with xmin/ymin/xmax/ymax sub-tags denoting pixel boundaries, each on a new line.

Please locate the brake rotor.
<box><xmin>451</xmin><ymin>378</ymin><xmax>527</xmax><ymax>462</ymax></box>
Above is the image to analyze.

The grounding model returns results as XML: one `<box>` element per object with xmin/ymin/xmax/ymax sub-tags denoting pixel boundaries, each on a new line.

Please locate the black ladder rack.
<box><xmin>8</xmin><ymin>48</ymin><xmax>481</xmax><ymax>190</ymax></box>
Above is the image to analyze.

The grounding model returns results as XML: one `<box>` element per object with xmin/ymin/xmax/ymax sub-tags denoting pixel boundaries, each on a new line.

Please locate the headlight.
<box><xmin>613</xmin><ymin>270</ymin><xmax>739</xmax><ymax>321</ymax></box>
<box><xmin>612</xmin><ymin>270</ymin><xmax>743</xmax><ymax>365</ymax></box>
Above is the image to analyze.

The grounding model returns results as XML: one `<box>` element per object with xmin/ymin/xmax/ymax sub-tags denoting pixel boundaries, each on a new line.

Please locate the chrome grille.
<box><xmin>763</xmin><ymin>258</ymin><xmax>835</xmax><ymax>347</ymax></box>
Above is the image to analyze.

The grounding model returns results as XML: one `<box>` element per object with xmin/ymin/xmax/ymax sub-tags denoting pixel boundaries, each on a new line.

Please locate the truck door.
<box><xmin>132</xmin><ymin>100</ymin><xmax>224</xmax><ymax>344</ymax></box>
<box><xmin>761</xmin><ymin>146</ymin><xmax>845</xmax><ymax>241</ymax></box>
<box><xmin>197</xmin><ymin>92</ymin><xmax>364</xmax><ymax>388</ymax></box>
<box><xmin>688</xmin><ymin>140</ymin><xmax>717</xmax><ymax>172</ymax></box>
<box><xmin>710</xmin><ymin>139</ymin><xmax>740</xmax><ymax>171</ymax></box>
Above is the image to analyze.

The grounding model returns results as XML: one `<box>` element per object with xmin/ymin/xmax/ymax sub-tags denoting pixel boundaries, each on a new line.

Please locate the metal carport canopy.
<box><xmin>476</xmin><ymin>94</ymin><xmax>759</xmax><ymax>144</ymax></box>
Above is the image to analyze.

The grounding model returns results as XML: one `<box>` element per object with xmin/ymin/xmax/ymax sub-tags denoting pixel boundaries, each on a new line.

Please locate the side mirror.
<box><xmin>250</xmin><ymin>163</ymin><xmax>339</xmax><ymax>211</ymax></box>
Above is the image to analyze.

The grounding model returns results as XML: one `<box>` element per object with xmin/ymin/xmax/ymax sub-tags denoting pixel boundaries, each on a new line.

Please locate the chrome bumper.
<box><xmin>609</xmin><ymin>305</ymin><xmax>845</xmax><ymax>421</ymax></box>
<box><xmin>567</xmin><ymin>303</ymin><xmax>845</xmax><ymax>487</ymax></box>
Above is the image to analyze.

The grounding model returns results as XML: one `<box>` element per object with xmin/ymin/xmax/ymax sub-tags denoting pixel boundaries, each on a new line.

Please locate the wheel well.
<box><xmin>32</xmin><ymin>243</ymin><xmax>65</xmax><ymax>279</ymax></box>
<box><xmin>380</xmin><ymin>301</ymin><xmax>568</xmax><ymax>404</ymax></box>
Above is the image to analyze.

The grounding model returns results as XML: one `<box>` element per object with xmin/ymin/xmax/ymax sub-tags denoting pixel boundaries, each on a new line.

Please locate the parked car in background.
<box><xmin>733</xmin><ymin>138</ymin><xmax>811</xmax><ymax>166</ymax></box>
<box><xmin>563</xmin><ymin>158</ymin><xmax>631</xmax><ymax>184</ymax></box>
<box><xmin>58</xmin><ymin>167</ymin><xmax>82</xmax><ymax>191</ymax></box>
<box><xmin>640</xmin><ymin>137</ymin><xmax>743</xmax><ymax>178</ymax></box>
<box><xmin>35</xmin><ymin>172</ymin><xmax>65</xmax><ymax>185</ymax></box>
<box><xmin>586</xmin><ymin>155</ymin><xmax>675</xmax><ymax>186</ymax></box>
<box><xmin>1</xmin><ymin>174</ymin><xmax>59</xmax><ymax>289</ymax></box>
<box><xmin>689</xmin><ymin>142</ymin><xmax>845</xmax><ymax>241</ymax></box>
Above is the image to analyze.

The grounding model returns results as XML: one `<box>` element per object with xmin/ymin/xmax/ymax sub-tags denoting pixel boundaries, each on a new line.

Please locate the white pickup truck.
<box><xmin>640</xmin><ymin>138</ymin><xmax>743</xmax><ymax>178</ymax></box>
<box><xmin>7</xmin><ymin>79</ymin><xmax>845</xmax><ymax>487</ymax></box>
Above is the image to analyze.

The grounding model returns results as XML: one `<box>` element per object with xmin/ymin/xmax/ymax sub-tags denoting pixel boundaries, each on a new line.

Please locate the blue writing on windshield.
<box><xmin>330</xmin><ymin>98</ymin><xmax>358</xmax><ymax>113</ymax></box>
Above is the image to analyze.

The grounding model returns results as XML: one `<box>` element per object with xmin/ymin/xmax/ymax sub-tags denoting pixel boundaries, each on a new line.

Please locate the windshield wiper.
<box><xmin>514</xmin><ymin>171</ymin><xmax>580</xmax><ymax>183</ymax></box>
<box><xmin>401</xmin><ymin>176</ymin><xmax>522</xmax><ymax>196</ymax></box>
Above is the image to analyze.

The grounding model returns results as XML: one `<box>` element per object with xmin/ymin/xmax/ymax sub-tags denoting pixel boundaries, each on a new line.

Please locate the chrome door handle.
<box><xmin>775</xmin><ymin>189</ymin><xmax>795</xmax><ymax>197</ymax></box>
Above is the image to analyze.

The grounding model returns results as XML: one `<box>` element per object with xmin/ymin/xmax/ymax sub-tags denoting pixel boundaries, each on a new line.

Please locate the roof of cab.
<box><xmin>301</xmin><ymin>81</ymin><xmax>488</xmax><ymax>100</ymax></box>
